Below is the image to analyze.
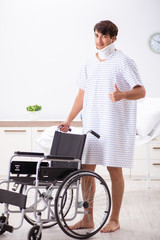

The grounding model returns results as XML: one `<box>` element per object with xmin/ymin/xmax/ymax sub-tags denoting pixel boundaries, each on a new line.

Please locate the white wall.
<box><xmin>0</xmin><ymin>0</ymin><xmax>160</xmax><ymax>120</ymax></box>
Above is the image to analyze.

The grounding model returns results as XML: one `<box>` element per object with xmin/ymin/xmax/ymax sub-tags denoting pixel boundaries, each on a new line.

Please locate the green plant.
<box><xmin>26</xmin><ymin>105</ymin><xmax>42</xmax><ymax>112</ymax></box>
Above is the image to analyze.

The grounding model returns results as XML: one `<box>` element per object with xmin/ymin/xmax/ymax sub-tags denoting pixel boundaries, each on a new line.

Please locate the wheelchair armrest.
<box><xmin>45</xmin><ymin>155</ymin><xmax>74</xmax><ymax>160</ymax></box>
<box><xmin>14</xmin><ymin>151</ymin><xmax>44</xmax><ymax>157</ymax></box>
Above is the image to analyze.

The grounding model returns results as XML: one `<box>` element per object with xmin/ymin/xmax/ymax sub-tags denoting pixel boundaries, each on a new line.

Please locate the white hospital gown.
<box><xmin>75</xmin><ymin>50</ymin><xmax>143</xmax><ymax>168</ymax></box>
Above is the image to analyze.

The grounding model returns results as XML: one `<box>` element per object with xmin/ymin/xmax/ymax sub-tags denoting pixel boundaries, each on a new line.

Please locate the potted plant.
<box><xmin>26</xmin><ymin>105</ymin><xmax>42</xmax><ymax>120</ymax></box>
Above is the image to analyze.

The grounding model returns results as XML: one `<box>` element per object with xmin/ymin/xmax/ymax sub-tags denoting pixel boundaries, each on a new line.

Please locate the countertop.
<box><xmin>0</xmin><ymin>120</ymin><xmax>82</xmax><ymax>127</ymax></box>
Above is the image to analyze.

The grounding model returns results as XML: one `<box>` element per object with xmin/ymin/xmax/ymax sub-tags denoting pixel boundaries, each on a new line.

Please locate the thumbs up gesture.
<box><xmin>109</xmin><ymin>83</ymin><xmax>124</xmax><ymax>102</ymax></box>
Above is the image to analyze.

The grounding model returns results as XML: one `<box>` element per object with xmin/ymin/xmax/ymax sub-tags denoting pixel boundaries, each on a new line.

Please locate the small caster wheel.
<box><xmin>0</xmin><ymin>216</ymin><xmax>8</xmax><ymax>235</ymax></box>
<box><xmin>28</xmin><ymin>225</ymin><xmax>42</xmax><ymax>240</ymax></box>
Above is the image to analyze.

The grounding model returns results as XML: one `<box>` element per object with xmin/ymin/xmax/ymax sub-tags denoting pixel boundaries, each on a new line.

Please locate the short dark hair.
<box><xmin>94</xmin><ymin>20</ymin><xmax>118</xmax><ymax>38</ymax></box>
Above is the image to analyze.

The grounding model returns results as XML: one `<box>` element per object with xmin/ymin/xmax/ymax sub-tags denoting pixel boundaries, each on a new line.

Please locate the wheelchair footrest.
<box><xmin>0</xmin><ymin>223</ymin><xmax>13</xmax><ymax>233</ymax></box>
<box><xmin>0</xmin><ymin>189</ymin><xmax>27</xmax><ymax>209</ymax></box>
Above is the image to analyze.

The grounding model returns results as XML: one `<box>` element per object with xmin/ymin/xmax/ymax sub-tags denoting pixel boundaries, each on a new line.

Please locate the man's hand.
<box><xmin>109</xmin><ymin>83</ymin><xmax>124</xmax><ymax>102</ymax></box>
<box><xmin>109</xmin><ymin>84</ymin><xmax>146</xmax><ymax>101</ymax></box>
<box><xmin>57</xmin><ymin>121</ymin><xmax>71</xmax><ymax>132</ymax></box>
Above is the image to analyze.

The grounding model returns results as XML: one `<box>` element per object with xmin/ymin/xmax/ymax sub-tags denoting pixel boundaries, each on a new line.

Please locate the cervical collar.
<box><xmin>97</xmin><ymin>42</ymin><xmax>115</xmax><ymax>60</ymax></box>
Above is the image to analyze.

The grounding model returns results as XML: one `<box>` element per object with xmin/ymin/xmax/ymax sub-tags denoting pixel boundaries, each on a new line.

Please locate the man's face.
<box><xmin>94</xmin><ymin>30</ymin><xmax>116</xmax><ymax>50</ymax></box>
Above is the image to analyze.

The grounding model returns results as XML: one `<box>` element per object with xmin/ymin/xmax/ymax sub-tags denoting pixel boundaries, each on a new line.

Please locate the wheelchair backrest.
<box><xmin>50</xmin><ymin>131</ymin><xmax>86</xmax><ymax>160</ymax></box>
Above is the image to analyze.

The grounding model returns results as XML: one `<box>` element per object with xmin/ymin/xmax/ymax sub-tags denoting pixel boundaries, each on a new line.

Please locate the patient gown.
<box><xmin>75</xmin><ymin>50</ymin><xmax>143</xmax><ymax>168</ymax></box>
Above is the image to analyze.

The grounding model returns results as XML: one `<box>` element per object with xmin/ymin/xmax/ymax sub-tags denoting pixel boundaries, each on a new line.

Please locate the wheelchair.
<box><xmin>0</xmin><ymin>128</ymin><xmax>111</xmax><ymax>239</ymax></box>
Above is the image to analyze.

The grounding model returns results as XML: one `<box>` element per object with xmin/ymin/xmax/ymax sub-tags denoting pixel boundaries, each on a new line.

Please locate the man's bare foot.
<box><xmin>69</xmin><ymin>219</ymin><xmax>94</xmax><ymax>230</ymax></box>
<box><xmin>100</xmin><ymin>220</ymin><xmax>120</xmax><ymax>233</ymax></box>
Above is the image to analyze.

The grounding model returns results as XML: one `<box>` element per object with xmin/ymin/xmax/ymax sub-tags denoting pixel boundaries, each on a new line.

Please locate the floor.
<box><xmin>0</xmin><ymin>178</ymin><xmax>160</xmax><ymax>240</ymax></box>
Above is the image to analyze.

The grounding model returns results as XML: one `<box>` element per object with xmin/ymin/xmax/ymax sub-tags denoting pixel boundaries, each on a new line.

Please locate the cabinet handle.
<box><xmin>4</xmin><ymin>130</ymin><xmax>26</xmax><ymax>133</ymax></box>
<box><xmin>153</xmin><ymin>163</ymin><xmax>160</xmax><ymax>166</ymax></box>
<box><xmin>37</xmin><ymin>130</ymin><xmax>44</xmax><ymax>132</ymax></box>
<box><xmin>153</xmin><ymin>147</ymin><xmax>160</xmax><ymax>150</ymax></box>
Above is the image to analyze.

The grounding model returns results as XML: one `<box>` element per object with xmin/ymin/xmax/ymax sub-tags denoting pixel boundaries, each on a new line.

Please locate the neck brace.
<box><xmin>97</xmin><ymin>42</ymin><xmax>115</xmax><ymax>60</ymax></box>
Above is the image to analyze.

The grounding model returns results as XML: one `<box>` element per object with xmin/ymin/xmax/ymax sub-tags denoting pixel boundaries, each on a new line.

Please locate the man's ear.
<box><xmin>112</xmin><ymin>36</ymin><xmax>117</xmax><ymax>43</ymax></box>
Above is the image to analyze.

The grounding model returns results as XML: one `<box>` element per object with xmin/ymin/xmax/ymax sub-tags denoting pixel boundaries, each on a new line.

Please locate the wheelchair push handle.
<box><xmin>57</xmin><ymin>125</ymin><xmax>72</xmax><ymax>132</ymax></box>
<box><xmin>57</xmin><ymin>125</ymin><xmax>100</xmax><ymax>138</ymax></box>
<box><xmin>87</xmin><ymin>130</ymin><xmax>100</xmax><ymax>139</ymax></box>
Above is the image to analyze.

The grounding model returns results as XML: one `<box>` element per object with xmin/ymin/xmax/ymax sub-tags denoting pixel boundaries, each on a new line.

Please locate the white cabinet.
<box><xmin>132</xmin><ymin>137</ymin><xmax>160</xmax><ymax>179</ymax></box>
<box><xmin>149</xmin><ymin>139</ymin><xmax>160</xmax><ymax>178</ymax></box>
<box><xmin>0</xmin><ymin>127</ymin><xmax>32</xmax><ymax>176</ymax></box>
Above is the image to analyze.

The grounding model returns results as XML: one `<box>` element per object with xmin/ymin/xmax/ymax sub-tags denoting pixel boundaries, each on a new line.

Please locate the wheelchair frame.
<box><xmin>0</xmin><ymin>129</ymin><xmax>111</xmax><ymax>240</ymax></box>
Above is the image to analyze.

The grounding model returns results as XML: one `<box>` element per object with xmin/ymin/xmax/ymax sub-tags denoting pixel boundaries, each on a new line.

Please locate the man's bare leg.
<box><xmin>100</xmin><ymin>167</ymin><xmax>124</xmax><ymax>233</ymax></box>
<box><xmin>69</xmin><ymin>164</ymin><xmax>96</xmax><ymax>230</ymax></box>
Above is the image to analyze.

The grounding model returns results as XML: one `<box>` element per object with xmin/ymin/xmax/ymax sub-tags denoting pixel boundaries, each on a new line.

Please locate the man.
<box><xmin>58</xmin><ymin>20</ymin><xmax>146</xmax><ymax>233</ymax></box>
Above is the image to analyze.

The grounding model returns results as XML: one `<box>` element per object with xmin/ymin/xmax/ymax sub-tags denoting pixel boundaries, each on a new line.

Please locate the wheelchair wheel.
<box><xmin>20</xmin><ymin>184</ymin><xmax>73</xmax><ymax>228</ymax></box>
<box><xmin>55</xmin><ymin>170</ymin><xmax>111</xmax><ymax>239</ymax></box>
<box><xmin>28</xmin><ymin>225</ymin><xmax>42</xmax><ymax>240</ymax></box>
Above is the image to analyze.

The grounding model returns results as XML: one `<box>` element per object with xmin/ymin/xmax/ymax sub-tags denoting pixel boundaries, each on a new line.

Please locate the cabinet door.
<box><xmin>132</xmin><ymin>140</ymin><xmax>160</xmax><ymax>179</ymax></box>
<box><xmin>0</xmin><ymin>127</ymin><xmax>31</xmax><ymax>177</ymax></box>
<box><xmin>149</xmin><ymin>140</ymin><xmax>160</xmax><ymax>177</ymax></box>
<box><xmin>31</xmin><ymin>127</ymin><xmax>47</xmax><ymax>153</ymax></box>
<box><xmin>150</xmin><ymin>139</ymin><xmax>160</xmax><ymax>160</ymax></box>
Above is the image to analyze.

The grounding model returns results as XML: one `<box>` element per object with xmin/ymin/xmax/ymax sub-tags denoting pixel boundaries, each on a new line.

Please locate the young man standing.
<box><xmin>58</xmin><ymin>20</ymin><xmax>146</xmax><ymax>233</ymax></box>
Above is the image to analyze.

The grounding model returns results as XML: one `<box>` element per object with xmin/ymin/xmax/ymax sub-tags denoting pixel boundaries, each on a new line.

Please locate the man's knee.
<box><xmin>107</xmin><ymin>167</ymin><xmax>123</xmax><ymax>177</ymax></box>
<box><xmin>82</xmin><ymin>164</ymin><xmax>96</xmax><ymax>171</ymax></box>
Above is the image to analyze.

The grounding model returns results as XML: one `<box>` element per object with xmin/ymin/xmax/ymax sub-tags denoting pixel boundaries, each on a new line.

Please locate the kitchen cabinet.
<box><xmin>0</xmin><ymin>127</ymin><xmax>31</xmax><ymax>176</ymax></box>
